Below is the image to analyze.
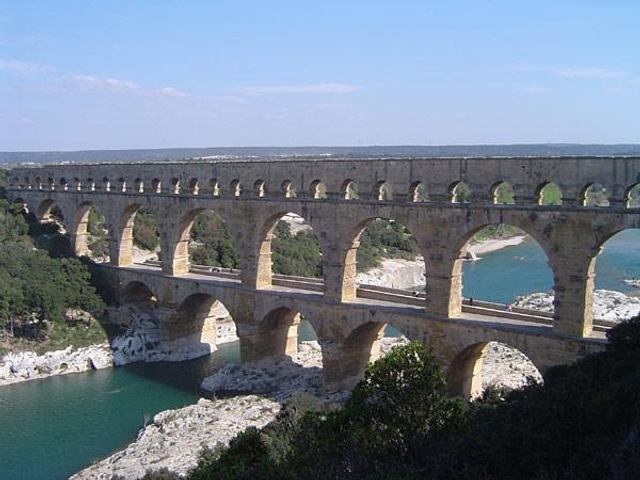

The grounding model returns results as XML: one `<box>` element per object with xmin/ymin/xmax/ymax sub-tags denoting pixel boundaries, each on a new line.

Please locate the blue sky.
<box><xmin>1</xmin><ymin>1</ymin><xmax>639</xmax><ymax>151</ymax></box>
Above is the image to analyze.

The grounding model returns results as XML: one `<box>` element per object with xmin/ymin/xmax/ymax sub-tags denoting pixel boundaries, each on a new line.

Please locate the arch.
<box><xmin>72</xmin><ymin>178</ymin><xmax>82</xmax><ymax>191</ymax></box>
<box><xmin>255</xmin><ymin>211</ymin><xmax>321</xmax><ymax>288</ymax></box>
<box><xmin>253</xmin><ymin>306</ymin><xmax>303</xmax><ymax>360</ymax></box>
<box><xmin>86</xmin><ymin>178</ymin><xmax>96</xmax><ymax>192</ymax></box>
<box><xmin>376</xmin><ymin>181</ymin><xmax>392</xmax><ymax>201</ymax></box>
<box><xmin>130</xmin><ymin>205</ymin><xmax>160</xmax><ymax>260</ymax></box>
<box><xmin>624</xmin><ymin>183</ymin><xmax>640</xmax><ymax>208</ymax></box>
<box><xmin>35</xmin><ymin>199</ymin><xmax>60</xmax><ymax>222</ymax></box>
<box><xmin>208</xmin><ymin>178</ymin><xmax>220</xmax><ymax>196</ymax></box>
<box><xmin>186</xmin><ymin>209</ymin><xmax>239</xmax><ymax>270</ymax></box>
<box><xmin>102</xmin><ymin>177</ymin><xmax>111</xmax><ymax>192</ymax></box>
<box><xmin>490</xmin><ymin>181</ymin><xmax>515</xmax><ymax>204</ymax></box>
<box><xmin>71</xmin><ymin>202</ymin><xmax>107</xmax><ymax>258</ymax></box>
<box><xmin>333</xmin><ymin>322</ymin><xmax>387</xmax><ymax>383</ymax></box>
<box><xmin>309</xmin><ymin>179</ymin><xmax>327</xmax><ymax>199</ymax></box>
<box><xmin>449</xmin><ymin>181</ymin><xmax>470</xmax><ymax>203</ymax></box>
<box><xmin>341</xmin><ymin>216</ymin><xmax>422</xmax><ymax>302</ymax></box>
<box><xmin>47</xmin><ymin>177</ymin><xmax>55</xmax><ymax>190</ymax></box>
<box><xmin>457</xmin><ymin>222</ymin><xmax>553</xmax><ymax>317</ymax></box>
<box><xmin>151</xmin><ymin>178</ymin><xmax>162</xmax><ymax>194</ymax></box>
<box><xmin>254</xmin><ymin>179</ymin><xmax>266</xmax><ymax>197</ymax></box>
<box><xmin>281</xmin><ymin>179</ymin><xmax>296</xmax><ymax>198</ymax></box>
<box><xmin>230</xmin><ymin>179</ymin><xmax>241</xmax><ymax>197</ymax></box>
<box><xmin>341</xmin><ymin>179</ymin><xmax>359</xmax><ymax>200</ymax></box>
<box><xmin>591</xmin><ymin>228</ymin><xmax>640</xmax><ymax>323</ymax></box>
<box><xmin>188</xmin><ymin>178</ymin><xmax>200</xmax><ymax>195</ymax></box>
<box><xmin>115</xmin><ymin>178</ymin><xmax>126</xmax><ymax>193</ymax></box>
<box><xmin>121</xmin><ymin>281</ymin><xmax>157</xmax><ymax>303</ymax></box>
<box><xmin>58</xmin><ymin>178</ymin><xmax>68</xmax><ymax>191</ymax></box>
<box><xmin>165</xmin><ymin>293</ymin><xmax>230</xmax><ymax>355</ymax></box>
<box><xmin>447</xmin><ymin>341</ymin><xmax>542</xmax><ymax>399</ymax></box>
<box><xmin>581</xmin><ymin>182</ymin><xmax>609</xmax><ymax>207</ymax></box>
<box><xmin>410</xmin><ymin>181</ymin><xmax>428</xmax><ymax>202</ymax></box>
<box><xmin>34</xmin><ymin>177</ymin><xmax>42</xmax><ymax>189</ymax></box>
<box><xmin>134</xmin><ymin>178</ymin><xmax>144</xmax><ymax>193</ymax></box>
<box><xmin>171</xmin><ymin>178</ymin><xmax>181</xmax><ymax>195</ymax></box>
<box><xmin>536</xmin><ymin>181</ymin><xmax>563</xmax><ymax>205</ymax></box>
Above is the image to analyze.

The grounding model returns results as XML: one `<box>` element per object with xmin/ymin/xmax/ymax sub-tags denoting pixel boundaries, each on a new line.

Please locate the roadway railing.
<box><xmin>134</xmin><ymin>261</ymin><xmax>612</xmax><ymax>331</ymax></box>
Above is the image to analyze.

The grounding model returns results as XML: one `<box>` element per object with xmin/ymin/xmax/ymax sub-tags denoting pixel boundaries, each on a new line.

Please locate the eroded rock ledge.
<box><xmin>0</xmin><ymin>343</ymin><xmax>112</xmax><ymax>386</ymax></box>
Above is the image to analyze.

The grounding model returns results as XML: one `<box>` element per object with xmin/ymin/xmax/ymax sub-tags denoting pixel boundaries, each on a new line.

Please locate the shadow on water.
<box><xmin>117</xmin><ymin>319</ymin><xmax>321</xmax><ymax>395</ymax></box>
<box><xmin>119</xmin><ymin>340</ymin><xmax>242</xmax><ymax>396</ymax></box>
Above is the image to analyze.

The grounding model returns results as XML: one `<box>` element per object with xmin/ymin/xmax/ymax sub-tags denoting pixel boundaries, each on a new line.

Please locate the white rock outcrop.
<box><xmin>110</xmin><ymin>313</ymin><xmax>238</xmax><ymax>366</ymax></box>
<box><xmin>70</xmin><ymin>395</ymin><xmax>281</xmax><ymax>480</ymax></box>
<box><xmin>356</xmin><ymin>258</ymin><xmax>425</xmax><ymax>290</ymax></box>
<box><xmin>514</xmin><ymin>289</ymin><xmax>640</xmax><ymax>323</ymax></box>
<box><xmin>71</xmin><ymin>335</ymin><xmax>547</xmax><ymax>479</ymax></box>
<box><xmin>0</xmin><ymin>343</ymin><xmax>112</xmax><ymax>386</ymax></box>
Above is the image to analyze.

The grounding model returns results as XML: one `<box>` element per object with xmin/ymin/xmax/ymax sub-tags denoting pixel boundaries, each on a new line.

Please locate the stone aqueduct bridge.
<box><xmin>8</xmin><ymin>156</ymin><xmax>640</xmax><ymax>397</ymax></box>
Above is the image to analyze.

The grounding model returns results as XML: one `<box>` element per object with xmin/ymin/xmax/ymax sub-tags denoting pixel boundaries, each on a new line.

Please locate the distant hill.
<box><xmin>2</xmin><ymin>144</ymin><xmax>640</xmax><ymax>166</ymax></box>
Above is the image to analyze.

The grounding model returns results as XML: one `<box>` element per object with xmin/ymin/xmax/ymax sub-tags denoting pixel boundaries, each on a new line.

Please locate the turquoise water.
<box><xmin>2</xmin><ymin>230</ymin><xmax>640</xmax><ymax>479</ymax></box>
<box><xmin>462</xmin><ymin>229</ymin><xmax>640</xmax><ymax>304</ymax></box>
<box><xmin>0</xmin><ymin>343</ymin><xmax>240</xmax><ymax>480</ymax></box>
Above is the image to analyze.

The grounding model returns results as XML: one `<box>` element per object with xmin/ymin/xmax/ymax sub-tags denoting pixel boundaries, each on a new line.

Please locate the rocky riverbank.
<box><xmin>355</xmin><ymin>235</ymin><xmax>528</xmax><ymax>290</ymax></box>
<box><xmin>0</xmin><ymin>343</ymin><xmax>112</xmax><ymax>386</ymax></box>
<box><xmin>514</xmin><ymin>289</ymin><xmax>640</xmax><ymax>322</ymax></box>
<box><xmin>72</xmin><ymin>337</ymin><xmax>543</xmax><ymax>479</ymax></box>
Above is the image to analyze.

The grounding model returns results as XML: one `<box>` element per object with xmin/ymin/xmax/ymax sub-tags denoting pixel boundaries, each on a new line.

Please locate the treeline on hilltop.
<box><xmin>136</xmin><ymin>319</ymin><xmax>640</xmax><ymax>480</ymax></box>
<box><xmin>0</xmin><ymin>170</ymin><xmax>107</xmax><ymax>355</ymax></box>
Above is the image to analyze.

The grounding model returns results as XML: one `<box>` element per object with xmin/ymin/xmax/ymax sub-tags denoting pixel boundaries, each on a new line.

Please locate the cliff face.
<box><xmin>356</xmin><ymin>258</ymin><xmax>425</xmax><ymax>290</ymax></box>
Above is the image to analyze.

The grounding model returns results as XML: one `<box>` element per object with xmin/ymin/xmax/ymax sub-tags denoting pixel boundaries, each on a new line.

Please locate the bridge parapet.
<box><xmin>8</xmin><ymin>156</ymin><xmax>640</xmax><ymax>207</ymax></box>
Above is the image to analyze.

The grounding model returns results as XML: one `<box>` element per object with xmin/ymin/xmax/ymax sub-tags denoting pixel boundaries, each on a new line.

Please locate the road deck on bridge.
<box><xmin>124</xmin><ymin>263</ymin><xmax>608</xmax><ymax>342</ymax></box>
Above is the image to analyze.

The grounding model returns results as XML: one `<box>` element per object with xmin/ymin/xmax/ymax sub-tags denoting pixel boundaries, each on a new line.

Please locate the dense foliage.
<box><xmin>189</xmin><ymin>211</ymin><xmax>239</xmax><ymax>268</ymax></box>
<box><xmin>171</xmin><ymin>320</ymin><xmax>640</xmax><ymax>480</ymax></box>
<box><xmin>133</xmin><ymin>207</ymin><xmax>160</xmax><ymax>251</ymax></box>
<box><xmin>271</xmin><ymin>221</ymin><xmax>322</xmax><ymax>277</ymax></box>
<box><xmin>0</xmin><ymin>171</ymin><xmax>107</xmax><ymax>354</ymax></box>
<box><xmin>356</xmin><ymin>219</ymin><xmax>420</xmax><ymax>271</ymax></box>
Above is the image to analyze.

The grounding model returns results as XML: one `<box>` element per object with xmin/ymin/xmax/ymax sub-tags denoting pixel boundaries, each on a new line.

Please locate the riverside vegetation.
<box><xmin>133</xmin><ymin>324</ymin><xmax>640</xmax><ymax>480</ymax></box>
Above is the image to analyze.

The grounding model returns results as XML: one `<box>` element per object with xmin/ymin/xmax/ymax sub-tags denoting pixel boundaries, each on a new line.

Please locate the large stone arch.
<box><xmin>35</xmin><ymin>198</ymin><xmax>61</xmax><ymax>222</ymax></box>
<box><xmin>333</xmin><ymin>321</ymin><xmax>388</xmax><ymax>387</ymax></box>
<box><xmin>71</xmin><ymin>201</ymin><xmax>98</xmax><ymax>257</ymax></box>
<box><xmin>164</xmin><ymin>292</ymin><xmax>226</xmax><ymax>356</ymax></box>
<box><xmin>170</xmin><ymin>206</ymin><xmax>238</xmax><ymax>276</ymax></box>
<box><xmin>448</xmin><ymin>216</ymin><xmax>556</xmax><ymax>315</ymax></box>
<box><xmin>446</xmin><ymin>340</ymin><xmax>542</xmax><ymax>399</ymax></box>
<box><xmin>244</xmin><ymin>306</ymin><xmax>302</xmax><ymax>362</ymax></box>
<box><xmin>253</xmin><ymin>209</ymin><xmax>322</xmax><ymax>288</ymax></box>
<box><xmin>121</xmin><ymin>280</ymin><xmax>157</xmax><ymax>304</ymax></box>
<box><xmin>338</xmin><ymin>214</ymin><xmax>426</xmax><ymax>302</ymax></box>
<box><xmin>110</xmin><ymin>202</ymin><xmax>145</xmax><ymax>267</ymax></box>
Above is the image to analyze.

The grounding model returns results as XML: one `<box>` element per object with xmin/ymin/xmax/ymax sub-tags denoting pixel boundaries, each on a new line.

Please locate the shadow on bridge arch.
<box><xmin>115</xmin><ymin>282</ymin><xmax>237</xmax><ymax>363</ymax></box>
<box><xmin>178</xmin><ymin>209</ymin><xmax>239</xmax><ymax>271</ymax></box>
<box><xmin>114</xmin><ymin>204</ymin><xmax>160</xmax><ymax>268</ymax></box>
<box><xmin>255</xmin><ymin>211</ymin><xmax>322</xmax><ymax>288</ymax></box>
<box><xmin>591</xmin><ymin>227</ymin><xmax>640</xmax><ymax>324</ymax></box>
<box><xmin>456</xmin><ymin>222</ymin><xmax>554</xmax><ymax>316</ymax></box>
<box><xmin>71</xmin><ymin>202</ymin><xmax>109</xmax><ymax>260</ymax></box>
<box><xmin>349</xmin><ymin>216</ymin><xmax>422</xmax><ymax>293</ymax></box>
<box><xmin>166</xmin><ymin>293</ymin><xmax>237</xmax><ymax>358</ymax></box>
<box><xmin>447</xmin><ymin>340</ymin><xmax>542</xmax><ymax>400</ymax></box>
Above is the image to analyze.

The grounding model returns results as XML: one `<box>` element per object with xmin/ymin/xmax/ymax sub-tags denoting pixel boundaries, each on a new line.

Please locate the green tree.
<box><xmin>189</xmin><ymin>211</ymin><xmax>239</xmax><ymax>268</ymax></box>
<box><xmin>133</xmin><ymin>207</ymin><xmax>159</xmax><ymax>251</ymax></box>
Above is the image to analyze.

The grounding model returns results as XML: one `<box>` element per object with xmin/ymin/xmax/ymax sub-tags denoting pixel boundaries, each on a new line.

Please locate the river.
<box><xmin>2</xmin><ymin>230</ymin><xmax>640</xmax><ymax>479</ymax></box>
